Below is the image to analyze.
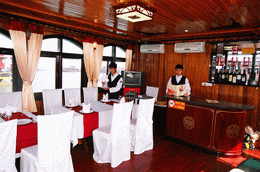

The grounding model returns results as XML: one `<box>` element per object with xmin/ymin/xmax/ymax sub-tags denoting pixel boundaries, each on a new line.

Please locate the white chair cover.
<box><xmin>146</xmin><ymin>86</ymin><xmax>159</xmax><ymax>101</ymax></box>
<box><xmin>130</xmin><ymin>98</ymin><xmax>155</xmax><ymax>155</ymax></box>
<box><xmin>83</xmin><ymin>87</ymin><xmax>98</xmax><ymax>103</ymax></box>
<box><xmin>64</xmin><ymin>88</ymin><xmax>81</xmax><ymax>106</ymax></box>
<box><xmin>20</xmin><ymin>111</ymin><xmax>74</xmax><ymax>172</ymax></box>
<box><xmin>42</xmin><ymin>89</ymin><xmax>62</xmax><ymax>115</ymax></box>
<box><xmin>0</xmin><ymin>119</ymin><xmax>18</xmax><ymax>172</ymax></box>
<box><xmin>0</xmin><ymin>92</ymin><xmax>22</xmax><ymax>111</ymax></box>
<box><xmin>93</xmin><ymin>101</ymin><xmax>133</xmax><ymax>168</ymax></box>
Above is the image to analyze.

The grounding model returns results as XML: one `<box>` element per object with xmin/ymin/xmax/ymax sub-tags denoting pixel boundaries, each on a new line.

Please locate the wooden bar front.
<box><xmin>165</xmin><ymin>96</ymin><xmax>254</xmax><ymax>156</ymax></box>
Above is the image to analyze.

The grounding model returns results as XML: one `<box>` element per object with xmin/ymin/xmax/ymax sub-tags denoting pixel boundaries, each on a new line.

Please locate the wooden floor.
<box><xmin>70</xmin><ymin>133</ymin><xmax>234</xmax><ymax>172</ymax></box>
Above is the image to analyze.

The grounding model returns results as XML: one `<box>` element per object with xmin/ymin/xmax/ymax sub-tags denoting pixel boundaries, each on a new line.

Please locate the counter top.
<box><xmin>163</xmin><ymin>95</ymin><xmax>254</xmax><ymax>110</ymax></box>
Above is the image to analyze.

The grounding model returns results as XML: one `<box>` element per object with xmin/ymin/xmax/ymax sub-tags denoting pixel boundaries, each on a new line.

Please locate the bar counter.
<box><xmin>163</xmin><ymin>95</ymin><xmax>254</xmax><ymax>156</ymax></box>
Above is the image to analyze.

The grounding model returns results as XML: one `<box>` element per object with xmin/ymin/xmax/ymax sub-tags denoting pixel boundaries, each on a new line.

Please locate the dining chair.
<box><xmin>146</xmin><ymin>86</ymin><xmax>159</xmax><ymax>101</ymax></box>
<box><xmin>0</xmin><ymin>119</ymin><xmax>18</xmax><ymax>172</ymax></box>
<box><xmin>42</xmin><ymin>89</ymin><xmax>62</xmax><ymax>115</ymax></box>
<box><xmin>20</xmin><ymin>110</ymin><xmax>74</xmax><ymax>172</ymax></box>
<box><xmin>130</xmin><ymin>98</ymin><xmax>155</xmax><ymax>155</ymax></box>
<box><xmin>83</xmin><ymin>87</ymin><xmax>98</xmax><ymax>103</ymax></box>
<box><xmin>93</xmin><ymin>101</ymin><xmax>133</xmax><ymax>168</ymax></box>
<box><xmin>0</xmin><ymin>92</ymin><xmax>22</xmax><ymax>111</ymax></box>
<box><xmin>64</xmin><ymin>88</ymin><xmax>81</xmax><ymax>106</ymax></box>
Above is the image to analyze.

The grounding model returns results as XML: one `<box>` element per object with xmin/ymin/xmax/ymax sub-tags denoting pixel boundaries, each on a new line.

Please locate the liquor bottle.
<box><xmin>236</xmin><ymin>68</ymin><xmax>242</xmax><ymax>85</ymax></box>
<box><xmin>241</xmin><ymin>69</ymin><xmax>247</xmax><ymax>85</ymax></box>
<box><xmin>232</xmin><ymin>69</ymin><xmax>237</xmax><ymax>84</ymax></box>
<box><xmin>249</xmin><ymin>68</ymin><xmax>256</xmax><ymax>86</ymax></box>
<box><xmin>225</xmin><ymin>68</ymin><xmax>229</xmax><ymax>83</ymax></box>
<box><xmin>228</xmin><ymin>68</ymin><xmax>233</xmax><ymax>84</ymax></box>
<box><xmin>255</xmin><ymin>69</ymin><xmax>259</xmax><ymax>85</ymax></box>
<box><xmin>221</xmin><ymin>68</ymin><xmax>226</xmax><ymax>83</ymax></box>
<box><xmin>218</xmin><ymin>69</ymin><xmax>222</xmax><ymax>83</ymax></box>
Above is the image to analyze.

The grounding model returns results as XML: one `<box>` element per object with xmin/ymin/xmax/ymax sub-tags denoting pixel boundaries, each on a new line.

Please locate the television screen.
<box><xmin>122</xmin><ymin>71</ymin><xmax>143</xmax><ymax>87</ymax></box>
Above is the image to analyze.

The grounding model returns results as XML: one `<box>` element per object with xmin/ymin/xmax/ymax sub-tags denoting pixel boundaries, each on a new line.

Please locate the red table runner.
<box><xmin>2</xmin><ymin>112</ymin><xmax>37</xmax><ymax>153</ymax></box>
<box><xmin>103</xmin><ymin>101</ymin><xmax>118</xmax><ymax>106</ymax></box>
<box><xmin>66</xmin><ymin>106</ymin><xmax>99</xmax><ymax>138</ymax></box>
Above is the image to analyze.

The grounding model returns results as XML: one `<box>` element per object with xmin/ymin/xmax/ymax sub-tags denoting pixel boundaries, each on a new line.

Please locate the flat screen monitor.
<box><xmin>122</xmin><ymin>71</ymin><xmax>144</xmax><ymax>87</ymax></box>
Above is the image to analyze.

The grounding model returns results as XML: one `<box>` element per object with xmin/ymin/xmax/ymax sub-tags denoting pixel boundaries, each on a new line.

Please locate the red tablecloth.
<box><xmin>2</xmin><ymin>112</ymin><xmax>37</xmax><ymax>153</ymax></box>
<box><xmin>66</xmin><ymin>106</ymin><xmax>99</xmax><ymax>138</ymax></box>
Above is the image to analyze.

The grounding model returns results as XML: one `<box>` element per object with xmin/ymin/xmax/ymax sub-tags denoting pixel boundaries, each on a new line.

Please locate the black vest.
<box><xmin>107</xmin><ymin>73</ymin><xmax>122</xmax><ymax>99</ymax></box>
<box><xmin>171</xmin><ymin>75</ymin><xmax>186</xmax><ymax>85</ymax></box>
<box><xmin>108</xmin><ymin>73</ymin><xmax>122</xmax><ymax>87</ymax></box>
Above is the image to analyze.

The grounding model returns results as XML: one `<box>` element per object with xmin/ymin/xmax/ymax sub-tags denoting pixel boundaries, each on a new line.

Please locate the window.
<box><xmin>0</xmin><ymin>54</ymin><xmax>12</xmax><ymax>93</ymax></box>
<box><xmin>62</xmin><ymin>58</ymin><xmax>82</xmax><ymax>89</ymax></box>
<box><xmin>99</xmin><ymin>45</ymin><xmax>126</xmax><ymax>87</ymax></box>
<box><xmin>0</xmin><ymin>34</ymin><xmax>13</xmax><ymax>49</ymax></box>
<box><xmin>32</xmin><ymin>36</ymin><xmax>84</xmax><ymax>93</ymax></box>
<box><xmin>32</xmin><ymin>57</ymin><xmax>56</xmax><ymax>92</ymax></box>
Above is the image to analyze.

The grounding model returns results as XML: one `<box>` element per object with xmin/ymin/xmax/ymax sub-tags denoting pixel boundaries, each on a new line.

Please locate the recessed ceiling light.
<box><xmin>185</xmin><ymin>30</ymin><xmax>189</xmax><ymax>32</ymax></box>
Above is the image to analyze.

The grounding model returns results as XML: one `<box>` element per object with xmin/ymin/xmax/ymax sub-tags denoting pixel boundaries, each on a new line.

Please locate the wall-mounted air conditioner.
<box><xmin>140</xmin><ymin>44</ymin><xmax>165</xmax><ymax>53</ymax></box>
<box><xmin>174</xmin><ymin>42</ymin><xmax>205</xmax><ymax>53</ymax></box>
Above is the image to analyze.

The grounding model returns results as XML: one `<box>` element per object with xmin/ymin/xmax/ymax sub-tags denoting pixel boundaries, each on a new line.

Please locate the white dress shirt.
<box><xmin>108</xmin><ymin>73</ymin><xmax>123</xmax><ymax>93</ymax></box>
<box><xmin>166</xmin><ymin>75</ymin><xmax>191</xmax><ymax>96</ymax></box>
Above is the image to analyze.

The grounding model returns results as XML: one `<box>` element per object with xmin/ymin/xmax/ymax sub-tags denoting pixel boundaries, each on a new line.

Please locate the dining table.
<box><xmin>0</xmin><ymin>111</ymin><xmax>37</xmax><ymax>157</ymax></box>
<box><xmin>0</xmin><ymin>99</ymin><xmax>141</xmax><ymax>158</ymax></box>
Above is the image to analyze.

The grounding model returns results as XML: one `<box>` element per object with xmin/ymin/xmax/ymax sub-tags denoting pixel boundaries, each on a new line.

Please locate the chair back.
<box><xmin>37</xmin><ymin>111</ymin><xmax>74</xmax><ymax>171</ymax></box>
<box><xmin>64</xmin><ymin>88</ymin><xmax>81</xmax><ymax>106</ymax></box>
<box><xmin>146</xmin><ymin>86</ymin><xmax>159</xmax><ymax>101</ymax></box>
<box><xmin>0</xmin><ymin>119</ymin><xmax>17</xmax><ymax>172</ymax></box>
<box><xmin>42</xmin><ymin>89</ymin><xmax>62</xmax><ymax>115</ymax></box>
<box><xmin>83</xmin><ymin>87</ymin><xmax>98</xmax><ymax>103</ymax></box>
<box><xmin>0</xmin><ymin>92</ymin><xmax>22</xmax><ymax>111</ymax></box>
<box><xmin>134</xmin><ymin>98</ymin><xmax>155</xmax><ymax>154</ymax></box>
<box><xmin>110</xmin><ymin>101</ymin><xmax>133</xmax><ymax>168</ymax></box>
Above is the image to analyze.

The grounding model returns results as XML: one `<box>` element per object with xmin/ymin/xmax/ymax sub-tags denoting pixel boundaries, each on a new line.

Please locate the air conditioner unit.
<box><xmin>140</xmin><ymin>44</ymin><xmax>165</xmax><ymax>53</ymax></box>
<box><xmin>174</xmin><ymin>42</ymin><xmax>205</xmax><ymax>53</ymax></box>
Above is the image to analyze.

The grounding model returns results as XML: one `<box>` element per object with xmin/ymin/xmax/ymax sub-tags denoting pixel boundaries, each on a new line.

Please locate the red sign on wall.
<box><xmin>168</xmin><ymin>100</ymin><xmax>185</xmax><ymax>110</ymax></box>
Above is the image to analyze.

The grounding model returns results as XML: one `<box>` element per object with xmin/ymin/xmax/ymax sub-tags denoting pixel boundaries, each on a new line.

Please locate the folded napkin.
<box><xmin>102</xmin><ymin>93</ymin><xmax>109</xmax><ymax>101</ymax></box>
<box><xmin>0</xmin><ymin>104</ymin><xmax>18</xmax><ymax>118</ymax></box>
<box><xmin>119</xmin><ymin>97</ymin><xmax>125</xmax><ymax>104</ymax></box>
<box><xmin>68</xmin><ymin>97</ymin><xmax>76</xmax><ymax>106</ymax></box>
<box><xmin>82</xmin><ymin>103</ymin><xmax>91</xmax><ymax>113</ymax></box>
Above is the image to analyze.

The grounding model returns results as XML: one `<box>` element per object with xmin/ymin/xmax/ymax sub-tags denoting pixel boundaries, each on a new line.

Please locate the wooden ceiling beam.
<box><xmin>0</xmin><ymin>0</ymin><xmax>146</xmax><ymax>39</ymax></box>
<box><xmin>148</xmin><ymin>27</ymin><xmax>258</xmax><ymax>41</ymax></box>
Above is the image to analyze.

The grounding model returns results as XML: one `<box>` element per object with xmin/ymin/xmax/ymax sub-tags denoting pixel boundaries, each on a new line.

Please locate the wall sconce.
<box><xmin>93</xmin><ymin>41</ymin><xmax>98</xmax><ymax>49</ymax></box>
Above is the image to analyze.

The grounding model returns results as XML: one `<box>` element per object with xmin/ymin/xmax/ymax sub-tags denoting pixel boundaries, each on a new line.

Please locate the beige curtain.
<box><xmin>92</xmin><ymin>39</ymin><xmax>104</xmax><ymax>87</ymax></box>
<box><xmin>125</xmin><ymin>45</ymin><xmax>133</xmax><ymax>71</ymax></box>
<box><xmin>9</xmin><ymin>22</ymin><xmax>43</xmax><ymax>112</ymax></box>
<box><xmin>83</xmin><ymin>37</ymin><xmax>94</xmax><ymax>87</ymax></box>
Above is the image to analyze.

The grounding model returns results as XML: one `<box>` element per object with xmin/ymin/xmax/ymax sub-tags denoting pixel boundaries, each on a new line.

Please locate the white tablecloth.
<box><xmin>52</xmin><ymin>101</ymin><xmax>114</xmax><ymax>146</ymax></box>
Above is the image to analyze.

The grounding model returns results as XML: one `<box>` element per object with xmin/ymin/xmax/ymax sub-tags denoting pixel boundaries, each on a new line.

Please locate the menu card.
<box><xmin>167</xmin><ymin>83</ymin><xmax>186</xmax><ymax>96</ymax></box>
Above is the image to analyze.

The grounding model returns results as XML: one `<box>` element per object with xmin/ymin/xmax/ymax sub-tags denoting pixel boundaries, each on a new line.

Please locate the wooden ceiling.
<box><xmin>0</xmin><ymin>0</ymin><xmax>259</xmax><ymax>43</ymax></box>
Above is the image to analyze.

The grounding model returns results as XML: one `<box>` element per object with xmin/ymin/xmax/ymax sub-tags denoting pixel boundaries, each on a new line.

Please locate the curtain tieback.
<box><xmin>88</xmin><ymin>79</ymin><xmax>93</xmax><ymax>82</ymax></box>
<box><xmin>24</xmin><ymin>81</ymin><xmax>32</xmax><ymax>86</ymax></box>
<box><xmin>93</xmin><ymin>79</ymin><xmax>98</xmax><ymax>82</ymax></box>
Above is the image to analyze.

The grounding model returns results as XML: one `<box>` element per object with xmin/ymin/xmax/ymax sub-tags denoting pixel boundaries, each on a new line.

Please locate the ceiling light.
<box><xmin>185</xmin><ymin>30</ymin><xmax>189</xmax><ymax>32</ymax></box>
<box><xmin>114</xmin><ymin>1</ymin><xmax>155</xmax><ymax>23</ymax></box>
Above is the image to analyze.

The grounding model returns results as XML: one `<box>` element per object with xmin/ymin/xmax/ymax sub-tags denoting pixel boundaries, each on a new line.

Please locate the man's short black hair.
<box><xmin>175</xmin><ymin>64</ymin><xmax>183</xmax><ymax>70</ymax></box>
<box><xmin>109</xmin><ymin>62</ymin><xmax>117</xmax><ymax>69</ymax></box>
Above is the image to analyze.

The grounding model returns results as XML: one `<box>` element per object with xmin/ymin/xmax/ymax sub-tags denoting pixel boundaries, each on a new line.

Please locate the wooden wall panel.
<box><xmin>132</xmin><ymin>43</ymin><xmax>260</xmax><ymax>131</ymax></box>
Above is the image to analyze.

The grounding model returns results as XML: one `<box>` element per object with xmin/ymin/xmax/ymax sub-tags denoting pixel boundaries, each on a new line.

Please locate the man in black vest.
<box><xmin>102</xmin><ymin>62</ymin><xmax>123</xmax><ymax>99</ymax></box>
<box><xmin>166</xmin><ymin>64</ymin><xmax>191</xmax><ymax>96</ymax></box>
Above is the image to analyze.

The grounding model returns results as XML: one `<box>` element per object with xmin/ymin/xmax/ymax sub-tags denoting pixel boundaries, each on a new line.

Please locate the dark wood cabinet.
<box><xmin>165</xmin><ymin>96</ymin><xmax>253</xmax><ymax>156</ymax></box>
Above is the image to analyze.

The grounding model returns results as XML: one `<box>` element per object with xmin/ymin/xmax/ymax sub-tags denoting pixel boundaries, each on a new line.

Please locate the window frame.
<box><xmin>102</xmin><ymin>44</ymin><xmax>126</xmax><ymax>75</ymax></box>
